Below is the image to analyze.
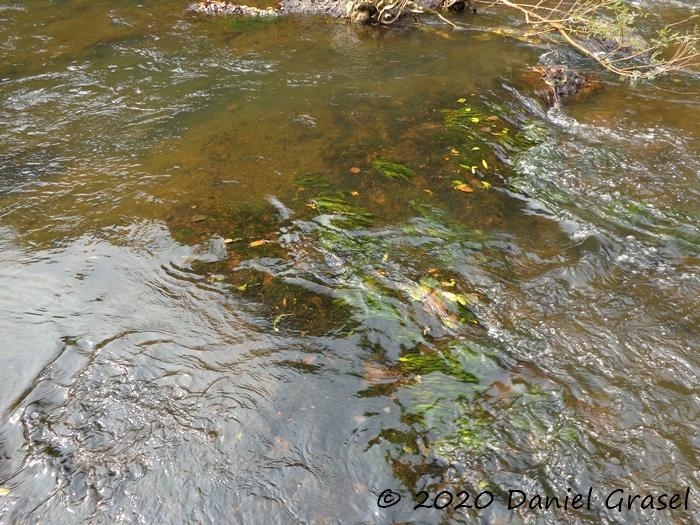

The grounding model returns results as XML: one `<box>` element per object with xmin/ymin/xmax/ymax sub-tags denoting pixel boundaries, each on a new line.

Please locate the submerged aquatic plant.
<box><xmin>372</xmin><ymin>157</ymin><xmax>414</xmax><ymax>182</ymax></box>
<box><xmin>399</xmin><ymin>349</ymin><xmax>478</xmax><ymax>384</ymax></box>
<box><xmin>308</xmin><ymin>194</ymin><xmax>374</xmax><ymax>228</ymax></box>
<box><xmin>294</xmin><ymin>173</ymin><xmax>332</xmax><ymax>192</ymax></box>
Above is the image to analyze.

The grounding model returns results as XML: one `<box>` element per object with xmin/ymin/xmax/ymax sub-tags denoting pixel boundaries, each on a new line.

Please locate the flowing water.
<box><xmin>0</xmin><ymin>1</ymin><xmax>698</xmax><ymax>524</ymax></box>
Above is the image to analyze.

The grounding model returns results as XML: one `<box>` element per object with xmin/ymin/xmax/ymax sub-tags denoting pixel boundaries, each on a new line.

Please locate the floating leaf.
<box><xmin>454</xmin><ymin>182</ymin><xmax>474</xmax><ymax>193</ymax></box>
<box><xmin>372</xmin><ymin>158</ymin><xmax>414</xmax><ymax>182</ymax></box>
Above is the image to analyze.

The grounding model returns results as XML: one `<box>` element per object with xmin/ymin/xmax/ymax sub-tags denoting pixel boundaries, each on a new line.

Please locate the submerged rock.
<box><xmin>529</xmin><ymin>49</ymin><xmax>602</xmax><ymax>105</ymax></box>
<box><xmin>542</xmin><ymin>65</ymin><xmax>587</xmax><ymax>100</ymax></box>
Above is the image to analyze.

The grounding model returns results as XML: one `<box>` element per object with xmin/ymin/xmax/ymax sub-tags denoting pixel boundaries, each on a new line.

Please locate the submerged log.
<box><xmin>190</xmin><ymin>0</ymin><xmax>473</xmax><ymax>24</ymax></box>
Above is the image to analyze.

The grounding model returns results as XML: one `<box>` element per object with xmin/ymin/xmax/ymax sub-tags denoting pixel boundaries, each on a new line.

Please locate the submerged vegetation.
<box><xmin>372</xmin><ymin>157</ymin><xmax>415</xmax><ymax>182</ymax></box>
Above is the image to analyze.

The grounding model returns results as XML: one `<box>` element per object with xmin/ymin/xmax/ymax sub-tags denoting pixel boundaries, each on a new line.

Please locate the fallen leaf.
<box><xmin>481</xmin><ymin>180</ymin><xmax>492</xmax><ymax>190</ymax></box>
<box><xmin>457</xmin><ymin>97</ymin><xmax>467</xmax><ymax>103</ymax></box>
<box><xmin>455</xmin><ymin>183</ymin><xmax>474</xmax><ymax>193</ymax></box>
<box><xmin>450</xmin><ymin>148</ymin><xmax>459</xmax><ymax>155</ymax></box>
<box><xmin>249</xmin><ymin>239</ymin><xmax>268</xmax><ymax>247</ymax></box>
<box><xmin>486</xmin><ymin>115</ymin><xmax>499</xmax><ymax>122</ymax></box>
<box><xmin>223</xmin><ymin>238</ymin><xmax>234</xmax><ymax>244</ymax></box>
<box><xmin>350</xmin><ymin>191</ymin><xmax>360</xmax><ymax>196</ymax></box>
<box><xmin>350</xmin><ymin>167</ymin><xmax>361</xmax><ymax>174</ymax></box>
<box><xmin>472</xmin><ymin>146</ymin><xmax>480</xmax><ymax>151</ymax></box>
<box><xmin>190</xmin><ymin>215</ymin><xmax>207</xmax><ymax>223</ymax></box>
<box><xmin>470</xmin><ymin>117</ymin><xmax>480</xmax><ymax>123</ymax></box>
<box><xmin>482</xmin><ymin>159</ymin><xmax>489</xmax><ymax>169</ymax></box>
<box><xmin>0</xmin><ymin>488</ymin><xmax>9</xmax><ymax>496</ymax></box>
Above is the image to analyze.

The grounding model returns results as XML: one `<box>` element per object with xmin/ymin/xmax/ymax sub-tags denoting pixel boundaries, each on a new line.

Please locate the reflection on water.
<box><xmin>1</xmin><ymin>0</ymin><xmax>698</xmax><ymax>524</ymax></box>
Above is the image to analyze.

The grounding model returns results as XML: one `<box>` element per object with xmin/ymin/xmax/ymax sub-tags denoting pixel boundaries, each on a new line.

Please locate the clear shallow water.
<box><xmin>0</xmin><ymin>1</ymin><xmax>698</xmax><ymax>524</ymax></box>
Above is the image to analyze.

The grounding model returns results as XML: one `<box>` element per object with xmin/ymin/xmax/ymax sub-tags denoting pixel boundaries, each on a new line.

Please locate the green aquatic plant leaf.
<box><xmin>399</xmin><ymin>350</ymin><xmax>478</xmax><ymax>384</ymax></box>
<box><xmin>294</xmin><ymin>173</ymin><xmax>332</xmax><ymax>192</ymax></box>
<box><xmin>310</xmin><ymin>195</ymin><xmax>374</xmax><ymax>228</ymax></box>
<box><xmin>372</xmin><ymin>157</ymin><xmax>414</xmax><ymax>182</ymax></box>
<box><xmin>442</xmin><ymin>106</ymin><xmax>488</xmax><ymax>130</ymax></box>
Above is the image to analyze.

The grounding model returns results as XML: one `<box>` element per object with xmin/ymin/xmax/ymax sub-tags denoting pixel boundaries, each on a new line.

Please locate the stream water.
<box><xmin>0</xmin><ymin>1</ymin><xmax>698</xmax><ymax>524</ymax></box>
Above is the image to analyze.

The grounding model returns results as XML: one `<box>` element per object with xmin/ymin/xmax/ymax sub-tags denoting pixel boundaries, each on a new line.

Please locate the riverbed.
<box><xmin>0</xmin><ymin>1</ymin><xmax>698</xmax><ymax>523</ymax></box>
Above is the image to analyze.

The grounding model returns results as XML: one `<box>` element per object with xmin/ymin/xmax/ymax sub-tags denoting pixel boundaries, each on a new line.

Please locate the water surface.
<box><xmin>0</xmin><ymin>1</ymin><xmax>698</xmax><ymax>524</ymax></box>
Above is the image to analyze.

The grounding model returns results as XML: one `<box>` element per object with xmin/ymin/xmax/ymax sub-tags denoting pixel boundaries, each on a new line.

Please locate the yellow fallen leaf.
<box><xmin>471</xmin><ymin>165</ymin><xmax>478</xmax><ymax>174</ymax></box>
<box><xmin>0</xmin><ymin>488</ymin><xmax>10</xmax><ymax>496</ymax></box>
<box><xmin>482</xmin><ymin>159</ymin><xmax>489</xmax><ymax>169</ymax></box>
<box><xmin>441</xmin><ymin>290</ymin><xmax>458</xmax><ymax>302</ymax></box>
<box><xmin>455</xmin><ymin>183</ymin><xmax>474</xmax><ymax>193</ymax></box>
<box><xmin>470</xmin><ymin>117</ymin><xmax>480</xmax><ymax>123</ymax></box>
<box><xmin>450</xmin><ymin>148</ymin><xmax>459</xmax><ymax>155</ymax></box>
<box><xmin>472</xmin><ymin>146</ymin><xmax>480</xmax><ymax>151</ymax></box>
<box><xmin>457</xmin><ymin>97</ymin><xmax>467</xmax><ymax>103</ymax></box>
<box><xmin>350</xmin><ymin>167</ymin><xmax>361</xmax><ymax>174</ymax></box>
<box><xmin>223</xmin><ymin>238</ymin><xmax>234</xmax><ymax>244</ymax></box>
<box><xmin>481</xmin><ymin>180</ymin><xmax>492</xmax><ymax>190</ymax></box>
<box><xmin>236</xmin><ymin>283</ymin><xmax>247</xmax><ymax>291</ymax></box>
<box><xmin>249</xmin><ymin>239</ymin><xmax>268</xmax><ymax>247</ymax></box>
<box><xmin>350</xmin><ymin>191</ymin><xmax>359</xmax><ymax>196</ymax></box>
